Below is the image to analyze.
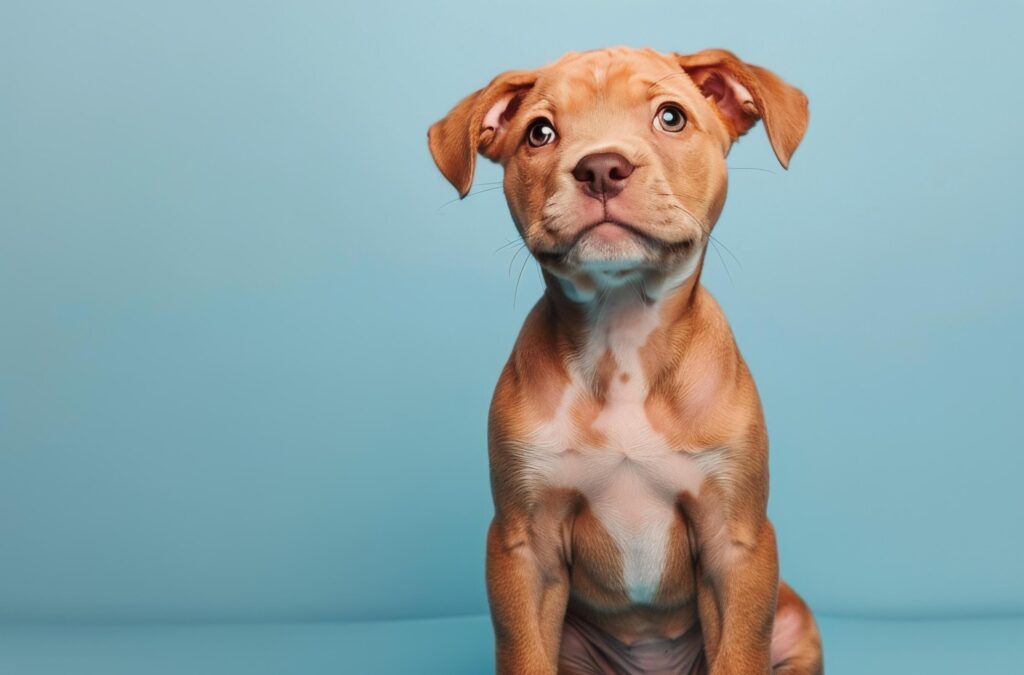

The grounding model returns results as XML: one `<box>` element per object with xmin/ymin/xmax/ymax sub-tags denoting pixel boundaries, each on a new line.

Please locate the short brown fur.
<box><xmin>431</xmin><ymin>46</ymin><xmax>821</xmax><ymax>675</ymax></box>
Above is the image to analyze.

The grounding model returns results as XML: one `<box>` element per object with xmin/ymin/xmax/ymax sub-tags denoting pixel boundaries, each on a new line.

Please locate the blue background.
<box><xmin>1</xmin><ymin>0</ymin><xmax>1021</xmax><ymax>629</ymax></box>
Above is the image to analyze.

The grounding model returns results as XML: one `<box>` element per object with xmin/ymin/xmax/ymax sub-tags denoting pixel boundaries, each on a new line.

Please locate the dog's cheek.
<box><xmin>507</xmin><ymin>154</ymin><xmax>560</xmax><ymax>247</ymax></box>
<box><xmin>503</xmin><ymin>159</ymin><xmax>533</xmax><ymax>237</ymax></box>
<box><xmin>664</xmin><ymin>142</ymin><xmax>729</xmax><ymax>230</ymax></box>
<box><xmin>699</xmin><ymin>151</ymin><xmax>730</xmax><ymax>227</ymax></box>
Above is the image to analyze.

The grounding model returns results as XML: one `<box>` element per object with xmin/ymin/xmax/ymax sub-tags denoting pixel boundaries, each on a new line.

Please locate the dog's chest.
<box><xmin>526</xmin><ymin>384</ymin><xmax>704</xmax><ymax>603</ymax></box>
<box><xmin>521</xmin><ymin>303</ymin><xmax>707</xmax><ymax>603</ymax></box>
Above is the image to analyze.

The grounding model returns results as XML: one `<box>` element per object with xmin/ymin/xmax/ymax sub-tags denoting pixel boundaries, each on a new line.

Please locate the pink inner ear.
<box><xmin>696</xmin><ymin>70</ymin><xmax>757</xmax><ymax>127</ymax></box>
<box><xmin>482</xmin><ymin>93</ymin><xmax>517</xmax><ymax>132</ymax></box>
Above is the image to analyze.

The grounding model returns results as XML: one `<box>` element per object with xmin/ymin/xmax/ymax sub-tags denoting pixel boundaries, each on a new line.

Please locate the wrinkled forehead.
<box><xmin>529</xmin><ymin>48</ymin><xmax>701</xmax><ymax>118</ymax></box>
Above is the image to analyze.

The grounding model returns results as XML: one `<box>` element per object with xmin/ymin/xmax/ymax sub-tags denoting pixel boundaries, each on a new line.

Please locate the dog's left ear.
<box><xmin>675</xmin><ymin>49</ymin><xmax>809</xmax><ymax>168</ymax></box>
<box><xmin>428</xmin><ymin>70</ymin><xmax>538</xmax><ymax>198</ymax></box>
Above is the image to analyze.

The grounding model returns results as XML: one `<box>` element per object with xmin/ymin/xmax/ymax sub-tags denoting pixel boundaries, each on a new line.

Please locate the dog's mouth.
<box><xmin>576</xmin><ymin>219</ymin><xmax>647</xmax><ymax>246</ymax></box>
<box><xmin>535</xmin><ymin>219</ymin><xmax>696</xmax><ymax>267</ymax></box>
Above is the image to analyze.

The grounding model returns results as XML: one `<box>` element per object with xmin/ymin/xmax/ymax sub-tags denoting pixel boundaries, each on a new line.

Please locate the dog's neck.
<box><xmin>539</xmin><ymin>258</ymin><xmax>707</xmax><ymax>397</ymax></box>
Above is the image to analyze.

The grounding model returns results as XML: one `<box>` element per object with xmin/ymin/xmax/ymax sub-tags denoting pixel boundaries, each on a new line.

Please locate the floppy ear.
<box><xmin>428</xmin><ymin>70</ymin><xmax>537</xmax><ymax>198</ymax></box>
<box><xmin>675</xmin><ymin>49</ymin><xmax>809</xmax><ymax>168</ymax></box>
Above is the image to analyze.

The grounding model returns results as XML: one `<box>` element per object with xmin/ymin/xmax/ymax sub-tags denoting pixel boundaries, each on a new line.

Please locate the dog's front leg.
<box><xmin>487</xmin><ymin>513</ymin><xmax>570</xmax><ymax>675</ymax></box>
<box><xmin>683</xmin><ymin>488</ymin><xmax>780</xmax><ymax>675</ymax></box>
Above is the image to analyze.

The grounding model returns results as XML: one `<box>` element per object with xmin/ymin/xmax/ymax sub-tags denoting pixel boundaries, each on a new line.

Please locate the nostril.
<box><xmin>572</xmin><ymin>165</ymin><xmax>596</xmax><ymax>185</ymax></box>
<box><xmin>608</xmin><ymin>157</ymin><xmax>635</xmax><ymax>181</ymax></box>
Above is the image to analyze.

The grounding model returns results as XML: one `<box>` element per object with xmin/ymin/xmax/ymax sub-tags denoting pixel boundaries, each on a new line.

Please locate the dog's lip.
<box><xmin>535</xmin><ymin>219</ymin><xmax>696</xmax><ymax>262</ymax></box>
<box><xmin>578</xmin><ymin>219</ymin><xmax>645</xmax><ymax>242</ymax></box>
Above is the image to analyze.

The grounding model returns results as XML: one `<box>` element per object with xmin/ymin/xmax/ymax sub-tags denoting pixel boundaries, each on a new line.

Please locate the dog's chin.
<box><xmin>566</xmin><ymin>231</ymin><xmax>650</xmax><ymax>269</ymax></box>
<box><xmin>566</xmin><ymin>222</ymin><xmax>695</xmax><ymax>271</ymax></box>
<box><xmin>565</xmin><ymin>219</ymin><xmax>644</xmax><ymax>258</ymax></box>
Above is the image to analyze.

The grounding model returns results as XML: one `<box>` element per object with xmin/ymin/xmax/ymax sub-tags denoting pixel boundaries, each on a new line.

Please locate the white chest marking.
<box><xmin>521</xmin><ymin>294</ymin><xmax>707</xmax><ymax>603</ymax></box>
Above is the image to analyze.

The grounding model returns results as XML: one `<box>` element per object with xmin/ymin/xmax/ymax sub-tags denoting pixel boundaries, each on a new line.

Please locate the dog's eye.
<box><xmin>526</xmin><ymin>118</ymin><xmax>557</xmax><ymax>147</ymax></box>
<box><xmin>655</xmin><ymin>104</ymin><xmax>687</xmax><ymax>133</ymax></box>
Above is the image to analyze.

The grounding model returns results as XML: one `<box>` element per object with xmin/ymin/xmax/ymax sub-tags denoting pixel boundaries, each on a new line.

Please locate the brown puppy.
<box><xmin>429</xmin><ymin>47</ymin><xmax>823</xmax><ymax>675</ymax></box>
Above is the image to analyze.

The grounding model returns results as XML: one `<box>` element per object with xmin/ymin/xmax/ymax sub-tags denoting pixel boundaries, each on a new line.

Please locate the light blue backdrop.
<box><xmin>1</xmin><ymin>1</ymin><xmax>1021</xmax><ymax>624</ymax></box>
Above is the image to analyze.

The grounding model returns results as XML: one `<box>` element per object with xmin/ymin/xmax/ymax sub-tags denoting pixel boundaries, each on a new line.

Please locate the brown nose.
<box><xmin>572</xmin><ymin>152</ymin><xmax>635</xmax><ymax>199</ymax></box>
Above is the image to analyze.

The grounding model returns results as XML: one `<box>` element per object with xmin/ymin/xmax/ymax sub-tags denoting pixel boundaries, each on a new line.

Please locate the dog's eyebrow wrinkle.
<box><xmin>647</xmin><ymin>85</ymin><xmax>685</xmax><ymax>100</ymax></box>
<box><xmin>646</xmin><ymin>71</ymin><xmax>693</xmax><ymax>92</ymax></box>
<box><xmin>536</xmin><ymin>94</ymin><xmax>559</xmax><ymax>109</ymax></box>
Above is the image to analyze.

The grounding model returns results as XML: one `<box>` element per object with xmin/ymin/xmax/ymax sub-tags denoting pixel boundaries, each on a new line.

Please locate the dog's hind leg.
<box><xmin>771</xmin><ymin>581</ymin><xmax>824</xmax><ymax>675</ymax></box>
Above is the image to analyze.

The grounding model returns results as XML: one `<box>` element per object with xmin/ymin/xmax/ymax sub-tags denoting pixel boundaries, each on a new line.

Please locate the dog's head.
<box><xmin>428</xmin><ymin>47</ymin><xmax>808</xmax><ymax>300</ymax></box>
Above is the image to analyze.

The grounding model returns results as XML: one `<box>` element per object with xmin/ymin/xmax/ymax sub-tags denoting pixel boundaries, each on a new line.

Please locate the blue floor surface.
<box><xmin>0</xmin><ymin>613</ymin><xmax>1020</xmax><ymax>674</ymax></box>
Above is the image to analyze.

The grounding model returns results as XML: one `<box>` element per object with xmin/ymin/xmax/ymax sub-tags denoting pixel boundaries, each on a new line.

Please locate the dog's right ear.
<box><xmin>428</xmin><ymin>70</ymin><xmax>538</xmax><ymax>198</ymax></box>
